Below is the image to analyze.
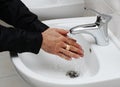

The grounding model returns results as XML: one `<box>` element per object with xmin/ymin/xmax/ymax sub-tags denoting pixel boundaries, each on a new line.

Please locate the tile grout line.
<box><xmin>0</xmin><ymin>73</ymin><xmax>17</xmax><ymax>79</ymax></box>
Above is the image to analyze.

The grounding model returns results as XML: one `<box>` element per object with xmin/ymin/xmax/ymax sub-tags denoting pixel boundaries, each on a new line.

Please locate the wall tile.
<box><xmin>0</xmin><ymin>75</ymin><xmax>31</xmax><ymax>87</ymax></box>
<box><xmin>0</xmin><ymin>20</ymin><xmax>12</xmax><ymax>27</ymax></box>
<box><xmin>109</xmin><ymin>13</ymin><xmax>120</xmax><ymax>41</ymax></box>
<box><xmin>0</xmin><ymin>52</ymin><xmax>17</xmax><ymax>78</ymax></box>
<box><xmin>104</xmin><ymin>0</ymin><xmax>120</xmax><ymax>12</ymax></box>
<box><xmin>84</xmin><ymin>0</ymin><xmax>113</xmax><ymax>14</ymax></box>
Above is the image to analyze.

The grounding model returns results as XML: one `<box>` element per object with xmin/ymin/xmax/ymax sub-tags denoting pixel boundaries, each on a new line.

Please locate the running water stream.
<box><xmin>63</xmin><ymin>33</ymin><xmax>89</xmax><ymax>78</ymax></box>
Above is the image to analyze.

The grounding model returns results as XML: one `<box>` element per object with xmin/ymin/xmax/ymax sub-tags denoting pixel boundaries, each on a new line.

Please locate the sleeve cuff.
<box><xmin>24</xmin><ymin>32</ymin><xmax>42</xmax><ymax>54</ymax></box>
<box><xmin>33</xmin><ymin>19</ymin><xmax>49</xmax><ymax>32</ymax></box>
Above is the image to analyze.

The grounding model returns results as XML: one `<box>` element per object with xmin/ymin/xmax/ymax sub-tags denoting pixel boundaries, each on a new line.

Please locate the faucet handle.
<box><xmin>84</xmin><ymin>7</ymin><xmax>112</xmax><ymax>23</ymax></box>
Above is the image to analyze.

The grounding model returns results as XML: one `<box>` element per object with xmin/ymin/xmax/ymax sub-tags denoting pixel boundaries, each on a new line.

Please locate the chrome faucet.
<box><xmin>70</xmin><ymin>8</ymin><xmax>112</xmax><ymax>46</ymax></box>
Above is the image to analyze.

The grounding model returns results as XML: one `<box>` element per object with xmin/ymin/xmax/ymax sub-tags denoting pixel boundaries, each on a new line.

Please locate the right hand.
<box><xmin>41</xmin><ymin>28</ymin><xmax>84</xmax><ymax>60</ymax></box>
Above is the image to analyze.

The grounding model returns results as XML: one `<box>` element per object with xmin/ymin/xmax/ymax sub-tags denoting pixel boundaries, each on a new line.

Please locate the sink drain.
<box><xmin>66</xmin><ymin>71</ymin><xmax>80</xmax><ymax>78</ymax></box>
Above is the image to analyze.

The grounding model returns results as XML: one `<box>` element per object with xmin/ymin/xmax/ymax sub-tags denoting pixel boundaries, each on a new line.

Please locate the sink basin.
<box><xmin>11</xmin><ymin>17</ymin><xmax>120</xmax><ymax>87</ymax></box>
<box><xmin>21</xmin><ymin>0</ymin><xmax>84</xmax><ymax>20</ymax></box>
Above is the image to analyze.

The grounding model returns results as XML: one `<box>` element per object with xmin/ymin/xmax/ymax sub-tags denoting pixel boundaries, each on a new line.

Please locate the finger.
<box><xmin>55</xmin><ymin>41</ymin><xmax>66</xmax><ymax>49</ymax></box>
<box><xmin>60</xmin><ymin>48</ymin><xmax>81</xmax><ymax>59</ymax></box>
<box><xmin>56</xmin><ymin>29</ymin><xmax>69</xmax><ymax>35</ymax></box>
<box><xmin>60</xmin><ymin>37</ymin><xmax>84</xmax><ymax>56</ymax></box>
<box><xmin>69</xmin><ymin>45</ymin><xmax>84</xmax><ymax>57</ymax></box>
<box><xmin>57</xmin><ymin>52</ymin><xmax>71</xmax><ymax>61</ymax></box>
<box><xmin>65</xmin><ymin>38</ymin><xmax>82</xmax><ymax>50</ymax></box>
<box><xmin>67</xmin><ymin>37</ymin><xmax>77</xmax><ymax>42</ymax></box>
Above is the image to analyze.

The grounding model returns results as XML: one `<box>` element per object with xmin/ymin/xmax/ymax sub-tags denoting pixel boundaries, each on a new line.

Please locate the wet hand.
<box><xmin>41</xmin><ymin>28</ymin><xmax>84</xmax><ymax>60</ymax></box>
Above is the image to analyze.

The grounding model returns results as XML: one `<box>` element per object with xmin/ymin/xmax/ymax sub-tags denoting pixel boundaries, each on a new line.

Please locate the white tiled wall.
<box><xmin>84</xmin><ymin>0</ymin><xmax>120</xmax><ymax>41</ymax></box>
<box><xmin>0</xmin><ymin>52</ymin><xmax>16</xmax><ymax>78</ymax></box>
<box><xmin>0</xmin><ymin>52</ymin><xmax>32</xmax><ymax>87</ymax></box>
<box><xmin>0</xmin><ymin>75</ymin><xmax>31</xmax><ymax>87</ymax></box>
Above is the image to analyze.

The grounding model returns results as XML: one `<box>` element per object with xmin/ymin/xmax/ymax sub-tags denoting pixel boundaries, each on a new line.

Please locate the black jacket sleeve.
<box><xmin>0</xmin><ymin>0</ymin><xmax>49</xmax><ymax>54</ymax></box>
<box><xmin>0</xmin><ymin>0</ymin><xmax>49</xmax><ymax>32</ymax></box>
<box><xmin>0</xmin><ymin>25</ymin><xmax>42</xmax><ymax>54</ymax></box>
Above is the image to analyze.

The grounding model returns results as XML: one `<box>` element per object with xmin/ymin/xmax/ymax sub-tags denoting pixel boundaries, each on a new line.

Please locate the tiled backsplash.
<box><xmin>0</xmin><ymin>52</ymin><xmax>31</xmax><ymax>87</ymax></box>
<box><xmin>104</xmin><ymin>0</ymin><xmax>120</xmax><ymax>12</ymax></box>
<box><xmin>0</xmin><ymin>52</ymin><xmax>16</xmax><ymax>78</ymax></box>
<box><xmin>84</xmin><ymin>0</ymin><xmax>120</xmax><ymax>41</ymax></box>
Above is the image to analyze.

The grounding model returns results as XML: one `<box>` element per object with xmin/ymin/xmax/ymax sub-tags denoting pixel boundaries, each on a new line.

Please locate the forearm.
<box><xmin>0</xmin><ymin>25</ymin><xmax>42</xmax><ymax>54</ymax></box>
<box><xmin>0</xmin><ymin>0</ymin><xmax>49</xmax><ymax>32</ymax></box>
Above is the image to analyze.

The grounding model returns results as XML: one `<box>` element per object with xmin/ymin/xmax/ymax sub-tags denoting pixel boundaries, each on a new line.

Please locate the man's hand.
<box><xmin>41</xmin><ymin>28</ymin><xmax>84</xmax><ymax>60</ymax></box>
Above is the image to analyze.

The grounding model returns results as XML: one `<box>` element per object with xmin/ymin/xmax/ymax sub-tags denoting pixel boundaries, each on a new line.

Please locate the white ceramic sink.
<box><xmin>21</xmin><ymin>0</ymin><xmax>84</xmax><ymax>20</ymax></box>
<box><xmin>11</xmin><ymin>17</ymin><xmax>120</xmax><ymax>87</ymax></box>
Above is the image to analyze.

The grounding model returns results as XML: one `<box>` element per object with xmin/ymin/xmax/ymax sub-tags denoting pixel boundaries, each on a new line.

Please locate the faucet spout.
<box><xmin>70</xmin><ymin>22</ymin><xmax>109</xmax><ymax>46</ymax></box>
<box><xmin>70</xmin><ymin>8</ymin><xmax>112</xmax><ymax>46</ymax></box>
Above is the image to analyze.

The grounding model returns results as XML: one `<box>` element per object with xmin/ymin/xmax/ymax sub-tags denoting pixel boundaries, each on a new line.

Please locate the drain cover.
<box><xmin>66</xmin><ymin>71</ymin><xmax>80</xmax><ymax>78</ymax></box>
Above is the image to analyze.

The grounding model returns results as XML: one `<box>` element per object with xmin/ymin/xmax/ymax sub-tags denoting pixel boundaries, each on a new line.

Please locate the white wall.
<box><xmin>84</xmin><ymin>0</ymin><xmax>120</xmax><ymax>41</ymax></box>
<box><xmin>0</xmin><ymin>52</ymin><xmax>31</xmax><ymax>87</ymax></box>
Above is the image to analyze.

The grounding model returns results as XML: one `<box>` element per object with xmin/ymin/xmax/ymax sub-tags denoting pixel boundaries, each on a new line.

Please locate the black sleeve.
<box><xmin>0</xmin><ymin>0</ymin><xmax>49</xmax><ymax>32</ymax></box>
<box><xmin>0</xmin><ymin>0</ymin><xmax>49</xmax><ymax>54</ymax></box>
<box><xmin>0</xmin><ymin>25</ymin><xmax>42</xmax><ymax>54</ymax></box>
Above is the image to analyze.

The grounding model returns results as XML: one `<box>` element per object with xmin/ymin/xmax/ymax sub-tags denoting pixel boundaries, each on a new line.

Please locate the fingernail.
<box><xmin>67</xmin><ymin>58</ymin><xmax>72</xmax><ymax>61</ymax></box>
<box><xmin>81</xmin><ymin>52</ymin><xmax>84</xmax><ymax>57</ymax></box>
<box><xmin>81</xmin><ymin>54</ymin><xmax>84</xmax><ymax>57</ymax></box>
<box><xmin>81</xmin><ymin>49</ymin><xmax>84</xmax><ymax>54</ymax></box>
<box><xmin>76</xmin><ymin>55</ymin><xmax>81</xmax><ymax>58</ymax></box>
<box><xmin>65</xmin><ymin>58</ymin><xmax>72</xmax><ymax>61</ymax></box>
<box><xmin>79</xmin><ymin>50</ymin><xmax>84</xmax><ymax>57</ymax></box>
